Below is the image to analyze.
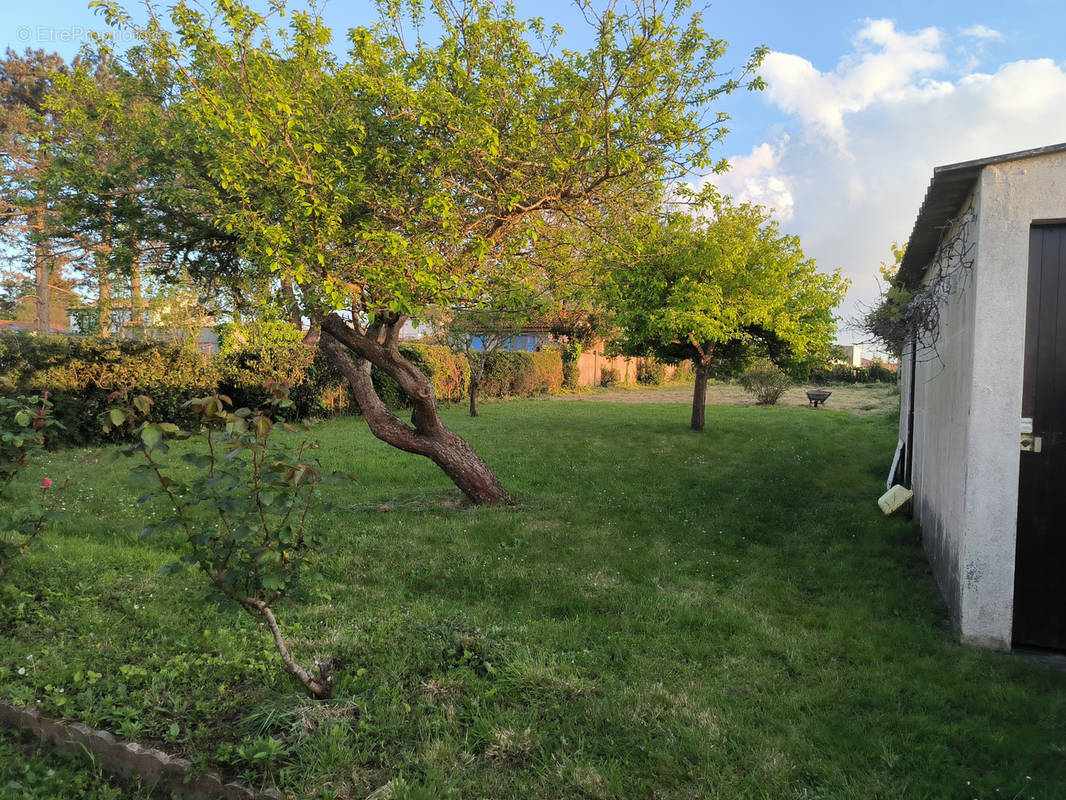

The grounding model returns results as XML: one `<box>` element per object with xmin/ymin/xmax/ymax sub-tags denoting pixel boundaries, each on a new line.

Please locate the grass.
<box><xmin>0</xmin><ymin>727</ymin><xmax>153</xmax><ymax>799</ymax></box>
<box><xmin>1</xmin><ymin>397</ymin><xmax>1064</xmax><ymax>799</ymax></box>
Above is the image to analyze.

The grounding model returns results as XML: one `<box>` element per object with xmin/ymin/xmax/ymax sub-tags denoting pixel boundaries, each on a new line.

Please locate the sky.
<box><xmin>4</xmin><ymin>0</ymin><xmax>1066</xmax><ymax>350</ymax></box>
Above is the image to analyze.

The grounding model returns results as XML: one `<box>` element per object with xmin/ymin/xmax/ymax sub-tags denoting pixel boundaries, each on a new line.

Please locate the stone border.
<box><xmin>0</xmin><ymin>702</ymin><xmax>283</xmax><ymax>799</ymax></box>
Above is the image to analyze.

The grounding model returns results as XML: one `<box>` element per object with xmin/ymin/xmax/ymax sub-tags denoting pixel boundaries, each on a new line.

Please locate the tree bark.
<box><xmin>97</xmin><ymin>274</ymin><xmax>111</xmax><ymax>337</ymax></box>
<box><xmin>320</xmin><ymin>313</ymin><xmax>512</xmax><ymax>505</ymax></box>
<box><xmin>33</xmin><ymin>206</ymin><xmax>51</xmax><ymax>334</ymax></box>
<box><xmin>281</xmin><ymin>277</ymin><xmax>302</xmax><ymax>328</ymax></box>
<box><xmin>691</xmin><ymin>354</ymin><xmax>712</xmax><ymax>431</ymax></box>
<box><xmin>469</xmin><ymin>375</ymin><xmax>480</xmax><ymax>417</ymax></box>
<box><xmin>129</xmin><ymin>261</ymin><xmax>143</xmax><ymax>338</ymax></box>
<box><xmin>468</xmin><ymin>355</ymin><xmax>487</xmax><ymax>418</ymax></box>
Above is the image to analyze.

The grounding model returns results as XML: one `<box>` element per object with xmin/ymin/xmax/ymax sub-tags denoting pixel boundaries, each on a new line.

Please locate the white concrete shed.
<box><xmin>897</xmin><ymin>142</ymin><xmax>1066</xmax><ymax>652</ymax></box>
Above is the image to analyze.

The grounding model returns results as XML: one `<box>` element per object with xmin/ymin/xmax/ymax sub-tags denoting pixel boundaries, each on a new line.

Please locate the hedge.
<box><xmin>0</xmin><ymin>333</ymin><xmax>218</xmax><ymax>446</ymax></box>
<box><xmin>479</xmin><ymin>351</ymin><xmax>563</xmax><ymax>397</ymax></box>
<box><xmin>0</xmin><ymin>331</ymin><xmax>568</xmax><ymax>445</ymax></box>
<box><xmin>809</xmin><ymin>363</ymin><xmax>897</xmax><ymax>385</ymax></box>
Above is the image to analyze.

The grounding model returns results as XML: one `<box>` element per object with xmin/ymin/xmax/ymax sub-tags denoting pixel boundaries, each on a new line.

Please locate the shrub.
<box><xmin>479</xmin><ymin>351</ymin><xmax>563</xmax><ymax>398</ymax></box>
<box><xmin>104</xmin><ymin>384</ymin><xmax>347</xmax><ymax>698</ymax></box>
<box><xmin>0</xmin><ymin>393</ymin><xmax>58</xmax><ymax>497</ymax></box>
<box><xmin>740</xmin><ymin>363</ymin><xmax>791</xmax><ymax>405</ymax></box>
<box><xmin>600</xmin><ymin>367</ymin><xmax>620</xmax><ymax>387</ymax></box>
<box><xmin>636</xmin><ymin>357</ymin><xmax>666</xmax><ymax>386</ymax></box>
<box><xmin>559</xmin><ymin>341</ymin><xmax>582</xmax><ymax>389</ymax></box>
<box><xmin>0</xmin><ymin>393</ymin><xmax>58</xmax><ymax>572</ymax></box>
<box><xmin>215</xmin><ymin>321</ymin><xmax>354</xmax><ymax>419</ymax></box>
<box><xmin>809</xmin><ymin>362</ymin><xmax>897</xmax><ymax>385</ymax></box>
<box><xmin>0</xmin><ymin>333</ymin><xmax>217</xmax><ymax>446</ymax></box>
<box><xmin>0</xmin><ymin>477</ymin><xmax>52</xmax><ymax>575</ymax></box>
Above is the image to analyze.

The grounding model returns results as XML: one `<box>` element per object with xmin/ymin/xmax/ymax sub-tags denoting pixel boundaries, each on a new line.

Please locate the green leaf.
<box><xmin>109</xmin><ymin>408</ymin><xmax>125</xmax><ymax>427</ymax></box>
<box><xmin>140</xmin><ymin>425</ymin><xmax>163</xmax><ymax>451</ymax></box>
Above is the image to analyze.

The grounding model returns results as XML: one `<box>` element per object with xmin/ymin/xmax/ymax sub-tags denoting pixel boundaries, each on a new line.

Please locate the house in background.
<box><xmin>842</xmin><ymin>345</ymin><xmax>863</xmax><ymax>367</ymax></box>
<box><xmin>896</xmin><ymin>142</ymin><xmax>1066</xmax><ymax>652</ymax></box>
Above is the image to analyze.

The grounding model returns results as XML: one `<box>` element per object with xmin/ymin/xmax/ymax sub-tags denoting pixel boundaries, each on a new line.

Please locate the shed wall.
<box><xmin>902</xmin><ymin>192</ymin><xmax>979</xmax><ymax>627</ymax></box>
<box><xmin>903</xmin><ymin>149</ymin><xmax>1066</xmax><ymax>650</ymax></box>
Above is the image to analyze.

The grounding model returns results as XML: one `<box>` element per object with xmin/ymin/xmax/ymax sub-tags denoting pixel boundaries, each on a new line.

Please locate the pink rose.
<box><xmin>41</xmin><ymin>477</ymin><xmax>52</xmax><ymax>489</ymax></box>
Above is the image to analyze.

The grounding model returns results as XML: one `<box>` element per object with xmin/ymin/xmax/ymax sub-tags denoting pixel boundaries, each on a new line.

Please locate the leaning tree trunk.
<box><xmin>690</xmin><ymin>352</ymin><xmax>713</xmax><ymax>431</ymax></box>
<box><xmin>320</xmin><ymin>313</ymin><xmax>512</xmax><ymax>506</ymax></box>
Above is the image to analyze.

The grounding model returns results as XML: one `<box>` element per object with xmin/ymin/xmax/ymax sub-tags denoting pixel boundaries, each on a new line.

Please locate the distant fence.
<box><xmin>576</xmin><ymin>349</ymin><xmax>680</xmax><ymax>386</ymax></box>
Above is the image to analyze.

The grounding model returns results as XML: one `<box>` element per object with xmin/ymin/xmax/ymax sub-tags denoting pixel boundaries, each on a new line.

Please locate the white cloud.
<box><xmin>712</xmin><ymin>139</ymin><xmax>796</xmax><ymax>220</ymax></box>
<box><xmin>760</xmin><ymin>20</ymin><xmax>947</xmax><ymax>149</ymax></box>
<box><xmin>962</xmin><ymin>24</ymin><xmax>1003</xmax><ymax>41</ymax></box>
<box><xmin>703</xmin><ymin>22</ymin><xmax>1066</xmax><ymax>345</ymax></box>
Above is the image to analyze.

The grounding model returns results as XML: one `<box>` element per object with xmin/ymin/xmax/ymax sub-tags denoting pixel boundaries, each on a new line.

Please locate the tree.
<box><xmin>88</xmin><ymin>0</ymin><xmax>764</xmax><ymax>504</ymax></box>
<box><xmin>860</xmin><ymin>242</ymin><xmax>909</xmax><ymax>359</ymax></box>
<box><xmin>608</xmin><ymin>199</ymin><xmax>848</xmax><ymax>430</ymax></box>
<box><xmin>444</xmin><ymin>307</ymin><xmax>529</xmax><ymax>418</ymax></box>
<box><xmin>0</xmin><ymin>49</ymin><xmax>69</xmax><ymax>332</ymax></box>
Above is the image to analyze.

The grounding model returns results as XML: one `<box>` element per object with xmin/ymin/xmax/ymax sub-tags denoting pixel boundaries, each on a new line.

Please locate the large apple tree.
<box><xmin>90</xmin><ymin>0</ymin><xmax>764</xmax><ymax>503</ymax></box>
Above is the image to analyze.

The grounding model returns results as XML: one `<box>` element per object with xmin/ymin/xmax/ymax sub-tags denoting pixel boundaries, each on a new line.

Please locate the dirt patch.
<box><xmin>555</xmin><ymin>382</ymin><xmax>899</xmax><ymax>416</ymax></box>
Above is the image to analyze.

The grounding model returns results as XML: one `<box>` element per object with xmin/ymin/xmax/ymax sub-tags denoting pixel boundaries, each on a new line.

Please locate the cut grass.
<box><xmin>1</xmin><ymin>399</ymin><xmax>1063</xmax><ymax>799</ymax></box>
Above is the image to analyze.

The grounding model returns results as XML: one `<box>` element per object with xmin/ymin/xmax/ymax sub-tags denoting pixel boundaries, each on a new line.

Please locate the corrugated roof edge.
<box><xmin>898</xmin><ymin>142</ymin><xmax>1066</xmax><ymax>286</ymax></box>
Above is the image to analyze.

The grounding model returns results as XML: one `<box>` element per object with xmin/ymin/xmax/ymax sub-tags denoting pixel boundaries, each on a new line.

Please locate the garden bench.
<box><xmin>805</xmin><ymin>389</ymin><xmax>832</xmax><ymax>407</ymax></box>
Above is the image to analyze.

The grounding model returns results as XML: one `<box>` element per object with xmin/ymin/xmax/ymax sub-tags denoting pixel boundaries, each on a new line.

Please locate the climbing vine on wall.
<box><xmin>863</xmin><ymin>196</ymin><xmax>977</xmax><ymax>361</ymax></box>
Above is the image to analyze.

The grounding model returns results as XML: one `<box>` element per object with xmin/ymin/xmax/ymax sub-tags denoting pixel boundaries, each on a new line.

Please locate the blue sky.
<box><xmin>5</xmin><ymin>1</ymin><xmax>1066</xmax><ymax>347</ymax></box>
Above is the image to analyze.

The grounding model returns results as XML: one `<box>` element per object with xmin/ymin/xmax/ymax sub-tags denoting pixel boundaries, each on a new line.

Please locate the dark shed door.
<box><xmin>1015</xmin><ymin>223</ymin><xmax>1066</xmax><ymax>650</ymax></box>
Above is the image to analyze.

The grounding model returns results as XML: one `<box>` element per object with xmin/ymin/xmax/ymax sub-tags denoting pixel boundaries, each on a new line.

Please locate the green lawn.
<box><xmin>1</xmin><ymin>400</ymin><xmax>1063</xmax><ymax>799</ymax></box>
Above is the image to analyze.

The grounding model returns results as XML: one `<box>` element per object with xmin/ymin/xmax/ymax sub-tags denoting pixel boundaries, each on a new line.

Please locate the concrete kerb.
<box><xmin>0</xmin><ymin>701</ymin><xmax>283</xmax><ymax>799</ymax></box>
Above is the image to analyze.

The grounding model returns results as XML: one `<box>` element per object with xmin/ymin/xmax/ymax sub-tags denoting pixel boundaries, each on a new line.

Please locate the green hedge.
<box><xmin>0</xmin><ymin>331</ymin><xmax>352</xmax><ymax>446</ymax></box>
<box><xmin>0</xmin><ymin>331</ymin><xmax>570</xmax><ymax>445</ymax></box>
<box><xmin>0</xmin><ymin>333</ymin><xmax>218</xmax><ymax>446</ymax></box>
<box><xmin>479</xmin><ymin>351</ymin><xmax>563</xmax><ymax>397</ymax></box>
<box><xmin>809</xmin><ymin>363</ymin><xmax>898</xmax><ymax>385</ymax></box>
<box><xmin>214</xmin><ymin>323</ymin><xmax>353</xmax><ymax>419</ymax></box>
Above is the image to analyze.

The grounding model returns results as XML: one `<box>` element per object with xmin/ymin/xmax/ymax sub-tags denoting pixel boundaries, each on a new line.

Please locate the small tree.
<box><xmin>609</xmin><ymin>200</ymin><xmax>848</xmax><ymax>430</ymax></box>
<box><xmin>105</xmin><ymin>383</ymin><xmax>347</xmax><ymax>698</ymax></box>
<box><xmin>444</xmin><ymin>307</ymin><xmax>529</xmax><ymax>418</ymax></box>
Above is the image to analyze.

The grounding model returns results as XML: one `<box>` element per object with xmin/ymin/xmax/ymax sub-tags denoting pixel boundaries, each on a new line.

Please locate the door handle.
<box><xmin>1020</xmin><ymin>417</ymin><xmax>1043</xmax><ymax>452</ymax></box>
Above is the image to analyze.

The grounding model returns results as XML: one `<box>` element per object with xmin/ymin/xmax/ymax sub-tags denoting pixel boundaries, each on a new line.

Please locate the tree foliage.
<box><xmin>608</xmin><ymin>199</ymin><xmax>848</xmax><ymax>429</ymax></box>
<box><xmin>860</xmin><ymin>242</ymin><xmax>909</xmax><ymax>359</ymax></box>
<box><xmin>78</xmin><ymin>0</ymin><xmax>764</xmax><ymax>503</ymax></box>
<box><xmin>0</xmin><ymin>49</ymin><xmax>70</xmax><ymax>331</ymax></box>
